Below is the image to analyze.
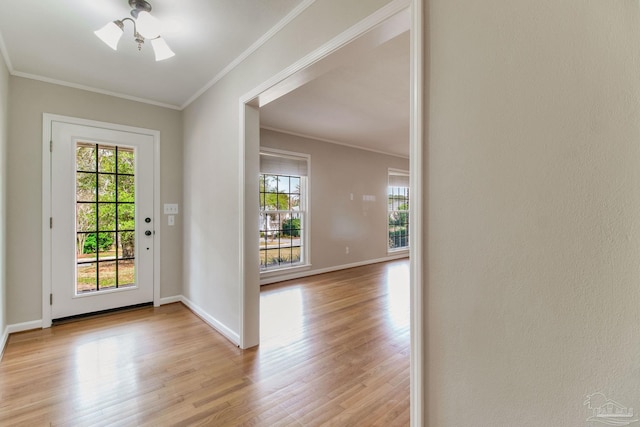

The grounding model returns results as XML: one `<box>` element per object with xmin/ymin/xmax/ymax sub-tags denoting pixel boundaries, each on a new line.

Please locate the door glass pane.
<box><xmin>77</xmin><ymin>262</ymin><xmax>97</xmax><ymax>294</ymax></box>
<box><xmin>76</xmin><ymin>173</ymin><xmax>96</xmax><ymax>201</ymax></box>
<box><xmin>76</xmin><ymin>204</ymin><xmax>96</xmax><ymax>232</ymax></box>
<box><xmin>76</xmin><ymin>144</ymin><xmax>96</xmax><ymax>172</ymax></box>
<box><xmin>117</xmin><ymin>176</ymin><xmax>135</xmax><ymax>202</ymax></box>
<box><xmin>98</xmin><ymin>146</ymin><xmax>116</xmax><ymax>173</ymax></box>
<box><xmin>77</xmin><ymin>232</ymin><xmax>97</xmax><ymax>262</ymax></box>
<box><xmin>98</xmin><ymin>204</ymin><xmax>116</xmax><ymax>232</ymax></box>
<box><xmin>118</xmin><ymin>204</ymin><xmax>135</xmax><ymax>230</ymax></box>
<box><xmin>118</xmin><ymin>231</ymin><xmax>135</xmax><ymax>259</ymax></box>
<box><xmin>98</xmin><ymin>174</ymin><xmax>115</xmax><ymax>202</ymax></box>
<box><xmin>118</xmin><ymin>259</ymin><xmax>135</xmax><ymax>287</ymax></box>
<box><xmin>75</xmin><ymin>142</ymin><xmax>136</xmax><ymax>294</ymax></box>
<box><xmin>99</xmin><ymin>261</ymin><xmax>117</xmax><ymax>290</ymax></box>
<box><xmin>118</xmin><ymin>149</ymin><xmax>134</xmax><ymax>174</ymax></box>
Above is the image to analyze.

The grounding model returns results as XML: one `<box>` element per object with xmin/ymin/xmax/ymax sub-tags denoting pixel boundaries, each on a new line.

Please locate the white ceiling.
<box><xmin>260</xmin><ymin>31</ymin><xmax>410</xmax><ymax>158</ymax></box>
<box><xmin>0</xmin><ymin>0</ymin><xmax>410</xmax><ymax>157</ymax></box>
<box><xmin>0</xmin><ymin>0</ymin><xmax>305</xmax><ymax>108</ymax></box>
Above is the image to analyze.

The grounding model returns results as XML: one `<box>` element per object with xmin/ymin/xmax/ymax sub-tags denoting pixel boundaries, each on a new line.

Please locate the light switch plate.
<box><xmin>164</xmin><ymin>203</ymin><xmax>179</xmax><ymax>214</ymax></box>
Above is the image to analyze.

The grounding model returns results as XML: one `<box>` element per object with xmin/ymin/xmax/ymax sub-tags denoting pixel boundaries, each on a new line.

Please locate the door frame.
<box><xmin>42</xmin><ymin>114</ymin><xmax>161</xmax><ymax>328</ymax></box>
<box><xmin>239</xmin><ymin>0</ymin><xmax>424</xmax><ymax>424</ymax></box>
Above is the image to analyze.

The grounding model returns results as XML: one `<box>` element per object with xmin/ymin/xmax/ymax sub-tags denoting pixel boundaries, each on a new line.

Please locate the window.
<box><xmin>259</xmin><ymin>150</ymin><xmax>309</xmax><ymax>271</ymax></box>
<box><xmin>388</xmin><ymin>170</ymin><xmax>409</xmax><ymax>251</ymax></box>
<box><xmin>76</xmin><ymin>142</ymin><xmax>136</xmax><ymax>293</ymax></box>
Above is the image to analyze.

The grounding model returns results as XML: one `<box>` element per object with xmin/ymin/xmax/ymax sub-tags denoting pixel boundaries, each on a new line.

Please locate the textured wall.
<box><xmin>7</xmin><ymin>77</ymin><xmax>183</xmax><ymax>324</ymax></box>
<box><xmin>426</xmin><ymin>0</ymin><xmax>640</xmax><ymax>425</ymax></box>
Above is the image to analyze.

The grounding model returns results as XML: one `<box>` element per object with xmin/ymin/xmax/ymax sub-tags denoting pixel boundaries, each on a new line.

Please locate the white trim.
<box><xmin>409</xmin><ymin>0</ymin><xmax>424</xmax><ymax>425</ymax></box>
<box><xmin>159</xmin><ymin>295</ymin><xmax>182</xmax><ymax>305</ymax></box>
<box><xmin>14</xmin><ymin>71</ymin><xmax>181</xmax><ymax>110</ymax></box>
<box><xmin>1</xmin><ymin>320</ymin><xmax>44</xmax><ymax>360</ymax></box>
<box><xmin>260</xmin><ymin>263</ymin><xmax>312</xmax><ymax>280</ymax></box>
<box><xmin>181</xmin><ymin>296</ymin><xmax>240</xmax><ymax>346</ymax></box>
<box><xmin>7</xmin><ymin>319</ymin><xmax>43</xmax><ymax>334</ymax></box>
<box><xmin>42</xmin><ymin>114</ymin><xmax>161</xmax><ymax>328</ymax></box>
<box><xmin>239</xmin><ymin>103</ymin><xmax>261</xmax><ymax>349</ymax></box>
<box><xmin>153</xmin><ymin>124</ymin><xmax>162</xmax><ymax>307</ymax></box>
<box><xmin>261</xmin><ymin>126</ymin><xmax>409</xmax><ymax>159</ymax></box>
<box><xmin>42</xmin><ymin>116</ymin><xmax>52</xmax><ymax>328</ymax></box>
<box><xmin>260</xmin><ymin>254</ymin><xmax>409</xmax><ymax>286</ymax></box>
<box><xmin>0</xmin><ymin>326</ymin><xmax>8</xmax><ymax>361</ymax></box>
<box><xmin>181</xmin><ymin>0</ymin><xmax>317</xmax><ymax>109</ymax></box>
<box><xmin>239</xmin><ymin>103</ymin><xmax>248</xmax><ymax>349</ymax></box>
<box><xmin>388</xmin><ymin>248</ymin><xmax>410</xmax><ymax>256</ymax></box>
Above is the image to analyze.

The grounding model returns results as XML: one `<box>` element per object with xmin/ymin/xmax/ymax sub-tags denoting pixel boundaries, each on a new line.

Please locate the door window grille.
<box><xmin>76</xmin><ymin>142</ymin><xmax>136</xmax><ymax>293</ymax></box>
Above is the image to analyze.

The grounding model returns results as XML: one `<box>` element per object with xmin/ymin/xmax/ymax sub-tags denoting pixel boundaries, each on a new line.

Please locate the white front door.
<box><xmin>50</xmin><ymin>120</ymin><xmax>155</xmax><ymax>319</ymax></box>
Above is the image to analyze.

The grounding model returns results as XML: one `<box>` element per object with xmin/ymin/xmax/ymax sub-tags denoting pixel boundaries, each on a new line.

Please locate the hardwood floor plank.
<box><xmin>0</xmin><ymin>259</ymin><xmax>410</xmax><ymax>426</ymax></box>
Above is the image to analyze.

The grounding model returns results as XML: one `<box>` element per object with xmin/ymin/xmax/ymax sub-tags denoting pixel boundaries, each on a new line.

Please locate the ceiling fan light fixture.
<box><xmin>94</xmin><ymin>21</ymin><xmax>124</xmax><ymax>51</ymax></box>
<box><xmin>151</xmin><ymin>37</ymin><xmax>175</xmax><ymax>61</ymax></box>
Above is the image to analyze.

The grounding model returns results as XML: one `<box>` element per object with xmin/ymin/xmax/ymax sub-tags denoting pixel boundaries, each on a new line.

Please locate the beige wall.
<box><xmin>7</xmin><ymin>77</ymin><xmax>183</xmax><ymax>324</ymax></box>
<box><xmin>0</xmin><ymin>51</ymin><xmax>8</xmax><ymax>342</ymax></box>
<box><xmin>261</xmin><ymin>129</ymin><xmax>408</xmax><ymax>276</ymax></box>
<box><xmin>183</xmin><ymin>0</ymin><xmax>394</xmax><ymax>340</ymax></box>
<box><xmin>426</xmin><ymin>0</ymin><xmax>640</xmax><ymax>424</ymax></box>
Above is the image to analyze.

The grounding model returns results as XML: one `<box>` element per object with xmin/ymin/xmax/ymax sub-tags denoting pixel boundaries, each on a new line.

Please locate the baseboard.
<box><xmin>3</xmin><ymin>320</ymin><xmax>43</xmax><ymax>360</ymax></box>
<box><xmin>7</xmin><ymin>319</ymin><xmax>43</xmax><ymax>334</ymax></box>
<box><xmin>159</xmin><ymin>295</ymin><xmax>182</xmax><ymax>305</ymax></box>
<box><xmin>180</xmin><ymin>296</ymin><xmax>240</xmax><ymax>346</ymax></box>
<box><xmin>260</xmin><ymin>253</ymin><xmax>409</xmax><ymax>285</ymax></box>
<box><xmin>0</xmin><ymin>325</ymin><xmax>8</xmax><ymax>361</ymax></box>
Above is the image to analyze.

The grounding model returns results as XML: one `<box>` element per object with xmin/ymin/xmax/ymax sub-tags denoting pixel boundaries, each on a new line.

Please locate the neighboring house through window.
<box><xmin>388</xmin><ymin>169</ymin><xmax>409</xmax><ymax>251</ymax></box>
<box><xmin>259</xmin><ymin>149</ymin><xmax>310</xmax><ymax>271</ymax></box>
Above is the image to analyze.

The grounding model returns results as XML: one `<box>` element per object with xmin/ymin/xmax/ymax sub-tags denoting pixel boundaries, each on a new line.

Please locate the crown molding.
<box><xmin>11</xmin><ymin>71</ymin><xmax>181</xmax><ymax>110</ymax></box>
<box><xmin>260</xmin><ymin>126</ymin><xmax>409</xmax><ymax>159</ymax></box>
<box><xmin>180</xmin><ymin>0</ymin><xmax>317</xmax><ymax>110</ymax></box>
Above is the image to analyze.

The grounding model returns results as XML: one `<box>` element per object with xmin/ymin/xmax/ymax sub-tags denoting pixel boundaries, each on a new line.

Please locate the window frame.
<box><xmin>259</xmin><ymin>148</ymin><xmax>311</xmax><ymax>275</ymax></box>
<box><xmin>387</xmin><ymin>168</ymin><xmax>410</xmax><ymax>253</ymax></box>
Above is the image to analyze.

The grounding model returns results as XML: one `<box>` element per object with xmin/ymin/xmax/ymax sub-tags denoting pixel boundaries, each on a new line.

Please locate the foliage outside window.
<box><xmin>76</xmin><ymin>142</ymin><xmax>136</xmax><ymax>294</ymax></box>
<box><xmin>259</xmin><ymin>150</ymin><xmax>309</xmax><ymax>272</ymax></box>
<box><xmin>388</xmin><ymin>171</ymin><xmax>409</xmax><ymax>250</ymax></box>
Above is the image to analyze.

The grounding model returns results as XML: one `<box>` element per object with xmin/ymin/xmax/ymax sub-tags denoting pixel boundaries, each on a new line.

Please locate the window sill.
<box><xmin>388</xmin><ymin>247</ymin><xmax>409</xmax><ymax>255</ymax></box>
<box><xmin>260</xmin><ymin>263</ymin><xmax>312</xmax><ymax>278</ymax></box>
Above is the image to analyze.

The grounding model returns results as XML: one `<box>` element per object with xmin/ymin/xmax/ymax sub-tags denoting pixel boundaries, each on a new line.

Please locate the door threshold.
<box><xmin>52</xmin><ymin>302</ymin><xmax>153</xmax><ymax>325</ymax></box>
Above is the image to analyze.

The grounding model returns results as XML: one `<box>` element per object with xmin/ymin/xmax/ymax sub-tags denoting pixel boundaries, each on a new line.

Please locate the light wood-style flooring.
<box><xmin>0</xmin><ymin>259</ymin><xmax>410</xmax><ymax>426</ymax></box>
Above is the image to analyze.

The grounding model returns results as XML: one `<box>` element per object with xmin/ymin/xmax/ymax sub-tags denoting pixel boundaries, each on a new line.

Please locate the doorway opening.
<box><xmin>239</xmin><ymin>0</ymin><xmax>424</xmax><ymax>424</ymax></box>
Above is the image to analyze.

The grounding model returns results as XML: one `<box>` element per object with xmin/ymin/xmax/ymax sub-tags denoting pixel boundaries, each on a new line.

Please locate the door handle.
<box><xmin>145</xmin><ymin>230</ymin><xmax>152</xmax><ymax>236</ymax></box>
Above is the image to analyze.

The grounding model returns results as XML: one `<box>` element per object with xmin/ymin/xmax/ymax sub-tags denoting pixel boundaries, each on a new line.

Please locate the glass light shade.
<box><xmin>136</xmin><ymin>11</ymin><xmax>161</xmax><ymax>39</ymax></box>
<box><xmin>150</xmin><ymin>37</ymin><xmax>175</xmax><ymax>61</ymax></box>
<box><xmin>94</xmin><ymin>21</ymin><xmax>123</xmax><ymax>50</ymax></box>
